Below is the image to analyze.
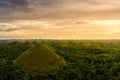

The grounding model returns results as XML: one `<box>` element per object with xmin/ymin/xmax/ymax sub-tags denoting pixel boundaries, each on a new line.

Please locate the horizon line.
<box><xmin>0</xmin><ymin>38</ymin><xmax>120</xmax><ymax>40</ymax></box>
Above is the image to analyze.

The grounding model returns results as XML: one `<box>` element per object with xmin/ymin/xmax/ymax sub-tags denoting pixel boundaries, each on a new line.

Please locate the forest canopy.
<box><xmin>0</xmin><ymin>40</ymin><xmax>120</xmax><ymax>80</ymax></box>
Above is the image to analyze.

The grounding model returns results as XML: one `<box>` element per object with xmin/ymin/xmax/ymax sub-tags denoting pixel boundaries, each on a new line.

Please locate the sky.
<box><xmin>0</xmin><ymin>0</ymin><xmax>120</xmax><ymax>39</ymax></box>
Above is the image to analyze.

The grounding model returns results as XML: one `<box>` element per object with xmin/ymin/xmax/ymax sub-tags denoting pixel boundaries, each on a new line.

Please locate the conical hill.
<box><xmin>14</xmin><ymin>43</ymin><xmax>65</xmax><ymax>71</ymax></box>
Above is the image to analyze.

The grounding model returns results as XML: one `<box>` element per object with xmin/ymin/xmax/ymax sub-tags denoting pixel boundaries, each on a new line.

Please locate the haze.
<box><xmin>0</xmin><ymin>0</ymin><xmax>120</xmax><ymax>39</ymax></box>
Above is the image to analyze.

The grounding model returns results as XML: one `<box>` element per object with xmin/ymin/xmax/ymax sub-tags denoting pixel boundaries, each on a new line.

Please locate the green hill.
<box><xmin>14</xmin><ymin>43</ymin><xmax>66</xmax><ymax>71</ymax></box>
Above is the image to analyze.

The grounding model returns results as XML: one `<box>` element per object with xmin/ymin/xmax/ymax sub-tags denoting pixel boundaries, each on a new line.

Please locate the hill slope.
<box><xmin>14</xmin><ymin>43</ymin><xmax>66</xmax><ymax>71</ymax></box>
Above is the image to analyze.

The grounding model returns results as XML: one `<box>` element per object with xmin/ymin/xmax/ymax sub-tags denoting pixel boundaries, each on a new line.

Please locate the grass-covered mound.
<box><xmin>14</xmin><ymin>43</ymin><xmax>66</xmax><ymax>71</ymax></box>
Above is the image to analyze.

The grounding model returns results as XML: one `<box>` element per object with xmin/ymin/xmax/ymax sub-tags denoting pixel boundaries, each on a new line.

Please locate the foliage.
<box><xmin>0</xmin><ymin>40</ymin><xmax>120</xmax><ymax>80</ymax></box>
<box><xmin>14</xmin><ymin>43</ymin><xmax>66</xmax><ymax>71</ymax></box>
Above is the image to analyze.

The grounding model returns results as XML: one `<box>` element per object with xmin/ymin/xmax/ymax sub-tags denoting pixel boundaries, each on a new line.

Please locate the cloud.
<box><xmin>0</xmin><ymin>28</ymin><xmax>19</xmax><ymax>32</ymax></box>
<box><xmin>0</xmin><ymin>0</ymin><xmax>120</xmax><ymax>39</ymax></box>
<box><xmin>0</xmin><ymin>0</ymin><xmax>30</xmax><ymax>15</ymax></box>
<box><xmin>0</xmin><ymin>0</ymin><xmax>29</xmax><ymax>8</ymax></box>
<box><xmin>0</xmin><ymin>0</ymin><xmax>120</xmax><ymax>20</ymax></box>
<box><xmin>0</xmin><ymin>23</ymin><xmax>20</xmax><ymax>32</ymax></box>
<box><xmin>54</xmin><ymin>19</ymin><xmax>91</xmax><ymax>26</ymax></box>
<box><xmin>0</xmin><ymin>20</ymin><xmax>63</xmax><ymax>33</ymax></box>
<box><xmin>28</xmin><ymin>0</ymin><xmax>62</xmax><ymax>6</ymax></box>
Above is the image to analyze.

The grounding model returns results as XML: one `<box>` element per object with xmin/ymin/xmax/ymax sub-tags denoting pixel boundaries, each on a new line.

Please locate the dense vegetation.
<box><xmin>14</xmin><ymin>43</ymin><xmax>66</xmax><ymax>71</ymax></box>
<box><xmin>0</xmin><ymin>40</ymin><xmax>120</xmax><ymax>80</ymax></box>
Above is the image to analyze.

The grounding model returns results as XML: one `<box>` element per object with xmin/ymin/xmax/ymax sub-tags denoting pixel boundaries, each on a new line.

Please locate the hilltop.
<box><xmin>14</xmin><ymin>43</ymin><xmax>66</xmax><ymax>71</ymax></box>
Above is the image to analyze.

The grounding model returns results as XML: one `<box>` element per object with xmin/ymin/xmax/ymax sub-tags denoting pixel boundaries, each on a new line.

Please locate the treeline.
<box><xmin>0</xmin><ymin>40</ymin><xmax>120</xmax><ymax>80</ymax></box>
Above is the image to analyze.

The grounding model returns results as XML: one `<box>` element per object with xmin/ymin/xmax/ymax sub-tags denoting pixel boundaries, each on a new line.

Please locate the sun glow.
<box><xmin>92</xmin><ymin>20</ymin><xmax>120</xmax><ymax>26</ymax></box>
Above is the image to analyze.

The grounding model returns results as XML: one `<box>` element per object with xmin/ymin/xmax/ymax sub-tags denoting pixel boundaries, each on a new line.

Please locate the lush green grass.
<box><xmin>14</xmin><ymin>43</ymin><xmax>66</xmax><ymax>71</ymax></box>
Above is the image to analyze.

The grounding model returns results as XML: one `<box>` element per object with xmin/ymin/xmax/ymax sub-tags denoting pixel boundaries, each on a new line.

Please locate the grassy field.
<box><xmin>0</xmin><ymin>40</ymin><xmax>120</xmax><ymax>80</ymax></box>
